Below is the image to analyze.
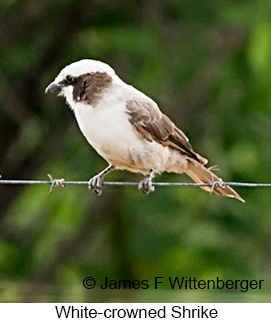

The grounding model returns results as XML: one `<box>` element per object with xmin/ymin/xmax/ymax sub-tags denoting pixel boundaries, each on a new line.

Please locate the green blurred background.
<box><xmin>0</xmin><ymin>0</ymin><xmax>271</xmax><ymax>302</ymax></box>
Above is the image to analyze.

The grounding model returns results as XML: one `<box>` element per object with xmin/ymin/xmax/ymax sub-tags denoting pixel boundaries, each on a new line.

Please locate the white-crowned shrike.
<box><xmin>45</xmin><ymin>59</ymin><xmax>244</xmax><ymax>202</ymax></box>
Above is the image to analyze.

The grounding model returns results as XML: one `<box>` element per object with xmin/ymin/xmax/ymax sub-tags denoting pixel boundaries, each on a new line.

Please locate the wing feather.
<box><xmin>126</xmin><ymin>99</ymin><xmax>207</xmax><ymax>164</ymax></box>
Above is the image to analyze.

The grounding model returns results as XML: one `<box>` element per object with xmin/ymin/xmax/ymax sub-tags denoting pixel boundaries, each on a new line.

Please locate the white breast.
<box><xmin>68</xmin><ymin>86</ymin><xmax>188</xmax><ymax>175</ymax></box>
<box><xmin>73</xmin><ymin>99</ymin><xmax>136</xmax><ymax>157</ymax></box>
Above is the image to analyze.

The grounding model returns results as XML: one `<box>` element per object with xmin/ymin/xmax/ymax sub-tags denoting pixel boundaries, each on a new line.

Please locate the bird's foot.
<box><xmin>88</xmin><ymin>174</ymin><xmax>104</xmax><ymax>196</ymax></box>
<box><xmin>87</xmin><ymin>165</ymin><xmax>115</xmax><ymax>196</ymax></box>
<box><xmin>138</xmin><ymin>172</ymin><xmax>155</xmax><ymax>195</ymax></box>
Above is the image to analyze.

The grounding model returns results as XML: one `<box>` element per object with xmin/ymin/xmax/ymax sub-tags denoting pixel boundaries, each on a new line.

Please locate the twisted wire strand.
<box><xmin>0</xmin><ymin>179</ymin><xmax>271</xmax><ymax>187</ymax></box>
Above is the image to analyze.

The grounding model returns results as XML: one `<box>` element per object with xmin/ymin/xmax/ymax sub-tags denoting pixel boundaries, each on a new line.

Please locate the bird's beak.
<box><xmin>45</xmin><ymin>82</ymin><xmax>64</xmax><ymax>94</ymax></box>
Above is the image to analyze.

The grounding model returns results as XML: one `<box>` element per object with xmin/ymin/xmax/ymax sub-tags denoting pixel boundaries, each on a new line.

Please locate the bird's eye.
<box><xmin>66</xmin><ymin>75</ymin><xmax>74</xmax><ymax>84</ymax></box>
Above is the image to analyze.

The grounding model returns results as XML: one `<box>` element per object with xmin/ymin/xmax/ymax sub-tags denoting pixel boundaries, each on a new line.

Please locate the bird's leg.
<box><xmin>88</xmin><ymin>165</ymin><xmax>115</xmax><ymax>196</ymax></box>
<box><xmin>138</xmin><ymin>169</ymin><xmax>155</xmax><ymax>195</ymax></box>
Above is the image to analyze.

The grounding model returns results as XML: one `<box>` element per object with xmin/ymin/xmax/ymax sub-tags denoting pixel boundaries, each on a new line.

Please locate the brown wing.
<box><xmin>126</xmin><ymin>99</ymin><xmax>207</xmax><ymax>165</ymax></box>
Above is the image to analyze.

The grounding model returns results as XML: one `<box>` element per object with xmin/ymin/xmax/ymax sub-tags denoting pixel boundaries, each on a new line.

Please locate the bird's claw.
<box><xmin>88</xmin><ymin>175</ymin><xmax>104</xmax><ymax>196</ymax></box>
<box><xmin>138</xmin><ymin>175</ymin><xmax>155</xmax><ymax>195</ymax></box>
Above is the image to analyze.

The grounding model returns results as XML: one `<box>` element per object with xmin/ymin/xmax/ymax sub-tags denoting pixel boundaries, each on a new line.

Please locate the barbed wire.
<box><xmin>1</xmin><ymin>174</ymin><xmax>271</xmax><ymax>194</ymax></box>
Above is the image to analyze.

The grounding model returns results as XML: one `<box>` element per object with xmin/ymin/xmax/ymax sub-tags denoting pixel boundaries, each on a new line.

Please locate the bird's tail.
<box><xmin>185</xmin><ymin>159</ymin><xmax>245</xmax><ymax>202</ymax></box>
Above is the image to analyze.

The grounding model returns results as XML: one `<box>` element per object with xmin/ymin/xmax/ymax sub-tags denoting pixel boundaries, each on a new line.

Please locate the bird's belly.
<box><xmin>73</xmin><ymin>103</ymin><xmax>178</xmax><ymax>174</ymax></box>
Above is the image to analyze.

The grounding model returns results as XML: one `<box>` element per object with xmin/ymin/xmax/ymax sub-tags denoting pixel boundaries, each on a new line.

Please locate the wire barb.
<box><xmin>47</xmin><ymin>174</ymin><xmax>65</xmax><ymax>194</ymax></box>
<box><xmin>208</xmin><ymin>165</ymin><xmax>220</xmax><ymax>172</ymax></box>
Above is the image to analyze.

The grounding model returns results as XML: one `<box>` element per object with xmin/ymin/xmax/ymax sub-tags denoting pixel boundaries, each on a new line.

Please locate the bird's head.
<box><xmin>45</xmin><ymin>59</ymin><xmax>117</xmax><ymax>107</ymax></box>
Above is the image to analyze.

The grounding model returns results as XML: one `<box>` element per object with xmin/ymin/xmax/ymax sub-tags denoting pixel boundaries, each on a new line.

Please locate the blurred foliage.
<box><xmin>0</xmin><ymin>0</ymin><xmax>271</xmax><ymax>302</ymax></box>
